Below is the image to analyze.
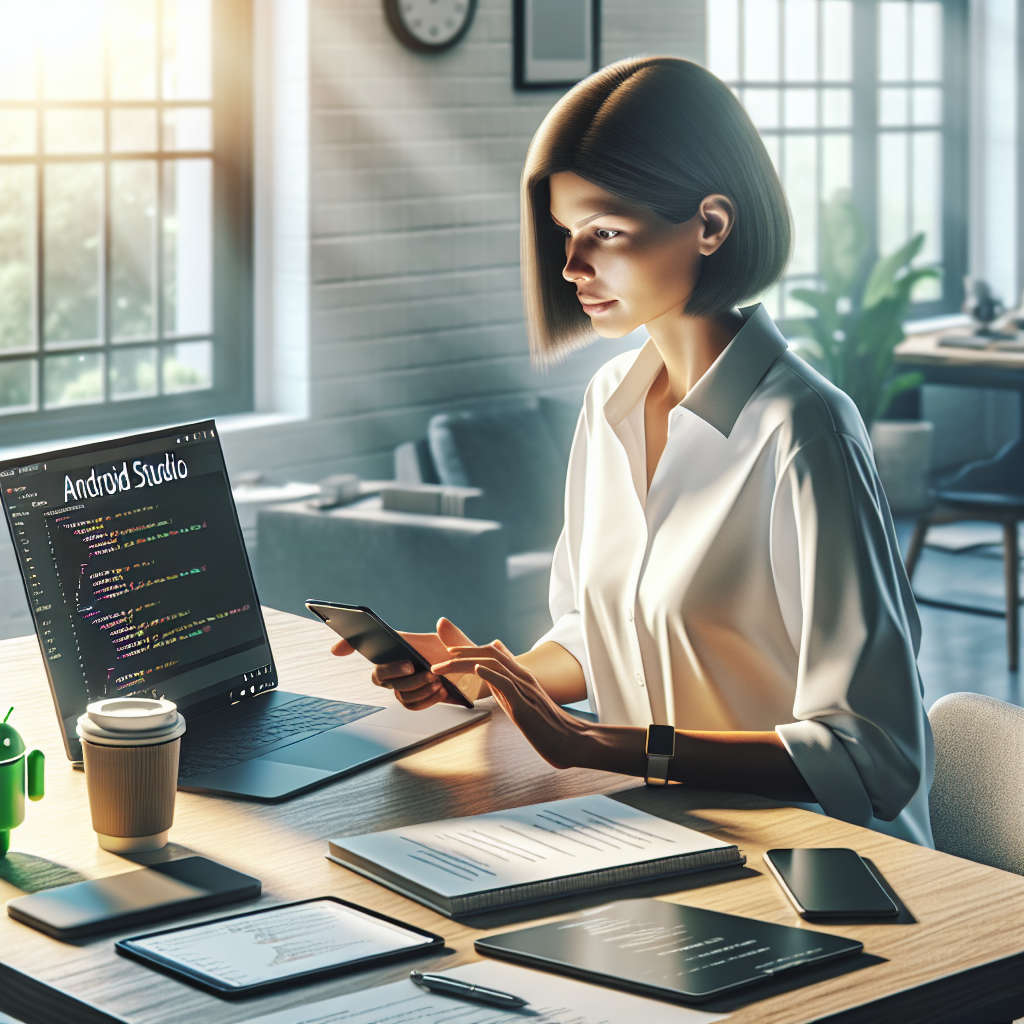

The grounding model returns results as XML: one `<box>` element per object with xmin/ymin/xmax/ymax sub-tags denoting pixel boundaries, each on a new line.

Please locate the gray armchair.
<box><xmin>256</xmin><ymin>397</ymin><xmax>577</xmax><ymax>653</ymax></box>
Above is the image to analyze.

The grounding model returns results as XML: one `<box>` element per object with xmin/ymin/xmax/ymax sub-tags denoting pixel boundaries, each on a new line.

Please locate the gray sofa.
<box><xmin>256</xmin><ymin>398</ymin><xmax>578</xmax><ymax>653</ymax></box>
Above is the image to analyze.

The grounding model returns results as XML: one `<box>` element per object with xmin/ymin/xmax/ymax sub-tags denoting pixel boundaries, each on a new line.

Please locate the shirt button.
<box><xmin>635</xmin><ymin>672</ymin><xmax>645</xmax><ymax>687</ymax></box>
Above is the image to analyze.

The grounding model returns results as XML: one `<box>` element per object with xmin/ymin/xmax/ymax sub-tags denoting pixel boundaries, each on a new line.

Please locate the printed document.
<box><xmin>333</xmin><ymin>795</ymin><xmax>732</xmax><ymax>897</ymax></box>
<box><xmin>237</xmin><ymin>960</ymin><xmax>729</xmax><ymax>1023</ymax></box>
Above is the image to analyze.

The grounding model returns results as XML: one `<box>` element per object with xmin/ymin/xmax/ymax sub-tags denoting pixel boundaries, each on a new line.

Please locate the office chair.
<box><xmin>928</xmin><ymin>692</ymin><xmax>1024</xmax><ymax>875</ymax></box>
<box><xmin>904</xmin><ymin>437</ymin><xmax>1024</xmax><ymax>670</ymax></box>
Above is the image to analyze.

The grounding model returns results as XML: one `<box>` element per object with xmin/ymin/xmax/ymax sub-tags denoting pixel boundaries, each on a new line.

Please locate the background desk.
<box><xmin>895</xmin><ymin>331</ymin><xmax>1024</xmax><ymax>436</ymax></box>
<box><xmin>1</xmin><ymin>609</ymin><xmax>1022</xmax><ymax>1024</ymax></box>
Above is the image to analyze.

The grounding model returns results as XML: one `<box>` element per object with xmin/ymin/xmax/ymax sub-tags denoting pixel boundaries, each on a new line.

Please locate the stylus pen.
<box><xmin>409</xmin><ymin>970</ymin><xmax>528</xmax><ymax>1008</ymax></box>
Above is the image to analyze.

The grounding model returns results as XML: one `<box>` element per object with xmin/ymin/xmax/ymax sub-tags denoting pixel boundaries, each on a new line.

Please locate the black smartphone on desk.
<box><xmin>764</xmin><ymin>848</ymin><xmax>898</xmax><ymax>918</ymax></box>
<box><xmin>6</xmin><ymin>857</ymin><xmax>261</xmax><ymax>940</ymax></box>
<box><xmin>306</xmin><ymin>600</ymin><xmax>474</xmax><ymax>708</ymax></box>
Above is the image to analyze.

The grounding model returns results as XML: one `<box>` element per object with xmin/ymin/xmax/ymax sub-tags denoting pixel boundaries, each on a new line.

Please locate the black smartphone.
<box><xmin>306</xmin><ymin>600</ymin><xmax>474</xmax><ymax>708</ymax></box>
<box><xmin>763</xmin><ymin>848</ymin><xmax>898</xmax><ymax>918</ymax></box>
<box><xmin>6</xmin><ymin>857</ymin><xmax>261</xmax><ymax>940</ymax></box>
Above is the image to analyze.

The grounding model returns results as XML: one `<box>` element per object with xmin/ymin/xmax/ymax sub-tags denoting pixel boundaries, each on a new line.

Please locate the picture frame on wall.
<box><xmin>514</xmin><ymin>0</ymin><xmax>600</xmax><ymax>90</ymax></box>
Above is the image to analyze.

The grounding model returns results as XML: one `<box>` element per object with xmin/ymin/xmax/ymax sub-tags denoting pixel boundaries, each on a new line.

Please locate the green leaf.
<box><xmin>875</xmin><ymin>371</ymin><xmax>925</xmax><ymax>424</ymax></box>
<box><xmin>863</xmin><ymin>233</ymin><xmax>926</xmax><ymax>309</ymax></box>
<box><xmin>820</xmin><ymin>189</ymin><xmax>866</xmax><ymax>295</ymax></box>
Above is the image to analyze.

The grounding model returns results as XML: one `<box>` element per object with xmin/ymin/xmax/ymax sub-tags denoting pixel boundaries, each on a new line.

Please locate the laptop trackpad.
<box><xmin>179</xmin><ymin>759</ymin><xmax>333</xmax><ymax>801</ymax></box>
<box><xmin>259</xmin><ymin>726</ymin><xmax>400</xmax><ymax>772</ymax></box>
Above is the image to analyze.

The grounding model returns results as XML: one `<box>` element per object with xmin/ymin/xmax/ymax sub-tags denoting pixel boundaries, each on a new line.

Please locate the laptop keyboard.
<box><xmin>178</xmin><ymin>696</ymin><xmax>383</xmax><ymax>779</ymax></box>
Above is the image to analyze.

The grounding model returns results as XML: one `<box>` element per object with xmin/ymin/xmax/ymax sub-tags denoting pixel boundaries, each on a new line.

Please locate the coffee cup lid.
<box><xmin>77</xmin><ymin>698</ymin><xmax>185</xmax><ymax>746</ymax></box>
<box><xmin>86</xmin><ymin>697</ymin><xmax>178</xmax><ymax>731</ymax></box>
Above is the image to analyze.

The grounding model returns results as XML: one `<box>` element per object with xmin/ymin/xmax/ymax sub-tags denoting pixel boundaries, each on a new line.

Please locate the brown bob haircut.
<box><xmin>522</xmin><ymin>56</ymin><xmax>792</xmax><ymax>359</ymax></box>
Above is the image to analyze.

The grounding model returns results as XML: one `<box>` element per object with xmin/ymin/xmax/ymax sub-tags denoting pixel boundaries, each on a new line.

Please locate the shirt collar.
<box><xmin>603</xmin><ymin>303</ymin><xmax>789</xmax><ymax>438</ymax></box>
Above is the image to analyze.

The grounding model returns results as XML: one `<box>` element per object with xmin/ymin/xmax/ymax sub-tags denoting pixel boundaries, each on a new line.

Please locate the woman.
<box><xmin>333</xmin><ymin>57</ymin><xmax>933</xmax><ymax>847</ymax></box>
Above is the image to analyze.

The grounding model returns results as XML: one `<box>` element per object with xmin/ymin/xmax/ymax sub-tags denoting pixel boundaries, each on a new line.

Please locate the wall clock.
<box><xmin>384</xmin><ymin>0</ymin><xmax>478</xmax><ymax>52</ymax></box>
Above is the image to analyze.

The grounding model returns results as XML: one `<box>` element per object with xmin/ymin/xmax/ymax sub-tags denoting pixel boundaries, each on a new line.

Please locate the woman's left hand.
<box><xmin>432</xmin><ymin>641</ymin><xmax>595</xmax><ymax>769</ymax></box>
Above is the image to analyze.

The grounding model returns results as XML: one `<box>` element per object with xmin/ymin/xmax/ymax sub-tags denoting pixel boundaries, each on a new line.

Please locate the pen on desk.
<box><xmin>409</xmin><ymin>970</ymin><xmax>528</xmax><ymax>1008</ymax></box>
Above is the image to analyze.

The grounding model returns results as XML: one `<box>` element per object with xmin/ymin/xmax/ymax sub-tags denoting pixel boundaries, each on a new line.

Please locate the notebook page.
<box><xmin>333</xmin><ymin>795</ymin><xmax>732</xmax><ymax>898</ymax></box>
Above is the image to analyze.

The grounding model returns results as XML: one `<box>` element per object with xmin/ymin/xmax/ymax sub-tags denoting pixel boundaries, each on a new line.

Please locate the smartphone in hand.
<box><xmin>306</xmin><ymin>600</ymin><xmax>474</xmax><ymax>709</ymax></box>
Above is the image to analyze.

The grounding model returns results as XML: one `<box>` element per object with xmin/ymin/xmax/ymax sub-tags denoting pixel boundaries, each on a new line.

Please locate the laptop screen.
<box><xmin>0</xmin><ymin>420</ymin><xmax>277</xmax><ymax>758</ymax></box>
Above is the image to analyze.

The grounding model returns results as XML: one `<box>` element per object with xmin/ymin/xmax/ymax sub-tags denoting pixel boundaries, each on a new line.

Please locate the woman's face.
<box><xmin>548</xmin><ymin>171</ymin><xmax>733</xmax><ymax>337</ymax></box>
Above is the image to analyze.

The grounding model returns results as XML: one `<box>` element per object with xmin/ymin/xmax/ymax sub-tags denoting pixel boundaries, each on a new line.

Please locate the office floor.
<box><xmin>894</xmin><ymin>519</ymin><xmax>1024</xmax><ymax>710</ymax></box>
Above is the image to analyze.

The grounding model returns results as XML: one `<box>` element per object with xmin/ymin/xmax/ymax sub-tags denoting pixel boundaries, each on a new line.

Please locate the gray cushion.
<box><xmin>429</xmin><ymin>405</ymin><xmax>566</xmax><ymax>553</ymax></box>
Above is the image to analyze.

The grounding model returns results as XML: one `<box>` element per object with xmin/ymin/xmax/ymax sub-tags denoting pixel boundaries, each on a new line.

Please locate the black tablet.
<box><xmin>476</xmin><ymin>898</ymin><xmax>864</xmax><ymax>1002</ymax></box>
<box><xmin>116</xmin><ymin>897</ymin><xmax>444</xmax><ymax>998</ymax></box>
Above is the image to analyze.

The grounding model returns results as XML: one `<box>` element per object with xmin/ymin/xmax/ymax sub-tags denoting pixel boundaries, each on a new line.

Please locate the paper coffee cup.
<box><xmin>77</xmin><ymin>698</ymin><xmax>186</xmax><ymax>853</ymax></box>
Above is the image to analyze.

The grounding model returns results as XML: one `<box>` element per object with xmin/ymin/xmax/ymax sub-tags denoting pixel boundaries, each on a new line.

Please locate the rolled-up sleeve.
<box><xmin>772</xmin><ymin>431</ymin><xmax>932</xmax><ymax>827</ymax></box>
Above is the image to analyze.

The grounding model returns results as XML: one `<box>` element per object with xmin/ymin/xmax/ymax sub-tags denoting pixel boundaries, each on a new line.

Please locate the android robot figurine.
<box><xmin>0</xmin><ymin>708</ymin><xmax>44</xmax><ymax>858</ymax></box>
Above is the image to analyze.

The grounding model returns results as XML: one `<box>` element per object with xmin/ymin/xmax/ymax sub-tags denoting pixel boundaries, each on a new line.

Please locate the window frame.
<box><xmin>0</xmin><ymin>0</ymin><xmax>253</xmax><ymax>448</ymax></box>
<box><xmin>709</xmin><ymin>0</ymin><xmax>969</xmax><ymax>329</ymax></box>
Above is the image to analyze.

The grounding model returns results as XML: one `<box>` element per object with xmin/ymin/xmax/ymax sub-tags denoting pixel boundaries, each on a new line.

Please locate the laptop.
<box><xmin>0</xmin><ymin>419</ymin><xmax>488</xmax><ymax>802</ymax></box>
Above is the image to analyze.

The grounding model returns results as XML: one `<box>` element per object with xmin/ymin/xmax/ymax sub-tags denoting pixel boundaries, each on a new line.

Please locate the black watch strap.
<box><xmin>645</xmin><ymin>723</ymin><xmax>676</xmax><ymax>786</ymax></box>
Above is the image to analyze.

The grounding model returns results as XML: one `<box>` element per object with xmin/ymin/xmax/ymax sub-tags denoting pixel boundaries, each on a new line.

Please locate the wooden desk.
<box><xmin>895</xmin><ymin>331</ymin><xmax>1024</xmax><ymax>436</ymax></box>
<box><xmin>1</xmin><ymin>609</ymin><xmax>1023</xmax><ymax>1024</ymax></box>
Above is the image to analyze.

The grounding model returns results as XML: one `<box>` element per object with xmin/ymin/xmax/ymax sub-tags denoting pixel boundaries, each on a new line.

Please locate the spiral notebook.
<box><xmin>327</xmin><ymin>795</ymin><xmax>744</xmax><ymax>917</ymax></box>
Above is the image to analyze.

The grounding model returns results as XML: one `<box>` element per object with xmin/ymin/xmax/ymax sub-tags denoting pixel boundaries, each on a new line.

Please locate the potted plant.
<box><xmin>791</xmin><ymin>189</ymin><xmax>938</xmax><ymax>513</ymax></box>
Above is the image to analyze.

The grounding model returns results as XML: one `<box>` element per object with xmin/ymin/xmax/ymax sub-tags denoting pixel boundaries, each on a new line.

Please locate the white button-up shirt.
<box><xmin>537</xmin><ymin>304</ymin><xmax>934</xmax><ymax>847</ymax></box>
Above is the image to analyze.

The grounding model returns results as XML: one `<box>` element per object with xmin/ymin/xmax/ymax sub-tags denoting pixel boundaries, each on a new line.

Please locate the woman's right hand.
<box><xmin>331</xmin><ymin>617</ymin><xmax>486</xmax><ymax>711</ymax></box>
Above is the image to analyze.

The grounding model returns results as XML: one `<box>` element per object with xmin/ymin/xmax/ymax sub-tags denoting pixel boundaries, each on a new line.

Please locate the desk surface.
<box><xmin>896</xmin><ymin>331</ymin><xmax>1024</xmax><ymax>374</ymax></box>
<box><xmin>1</xmin><ymin>609</ymin><xmax>1023</xmax><ymax>1024</ymax></box>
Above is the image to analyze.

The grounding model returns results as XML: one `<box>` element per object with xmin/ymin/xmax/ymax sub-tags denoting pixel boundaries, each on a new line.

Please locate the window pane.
<box><xmin>822</xmin><ymin>133</ymin><xmax>852</xmax><ymax>198</ymax></box>
<box><xmin>0</xmin><ymin>358</ymin><xmax>36</xmax><ymax>413</ymax></box>
<box><xmin>44</xmin><ymin>109</ymin><xmax>104</xmax><ymax>154</ymax></box>
<box><xmin>163</xmin><ymin>159</ymin><xmax>212</xmax><ymax>336</ymax></box>
<box><xmin>912</xmin><ymin>2</ymin><xmax>943</xmax><ymax>82</ymax></box>
<box><xmin>744</xmin><ymin>0</ymin><xmax>779</xmax><ymax>81</ymax></box>
<box><xmin>111</xmin><ymin>160</ymin><xmax>157</xmax><ymax>341</ymax></box>
<box><xmin>44</xmin><ymin>351</ymin><xmax>104</xmax><ymax>407</ymax></box>
<box><xmin>761</xmin><ymin>133</ymin><xmax>781</xmax><ymax>175</ymax></box>
<box><xmin>785</xmin><ymin>88</ymin><xmax>816</xmax><ymax>128</ymax></box>
<box><xmin>878</xmin><ymin>2</ymin><xmax>909</xmax><ymax>82</ymax></box>
<box><xmin>878</xmin><ymin>88</ymin><xmax>908</xmax><ymax>127</ymax></box>
<box><xmin>163</xmin><ymin>0</ymin><xmax>212</xmax><ymax>100</ymax></box>
<box><xmin>0</xmin><ymin>165</ymin><xmax>36</xmax><ymax>353</ymax></box>
<box><xmin>111</xmin><ymin>108</ymin><xmax>158</xmax><ymax>152</ymax></box>
<box><xmin>707</xmin><ymin>0</ymin><xmax>738</xmax><ymax>81</ymax></box>
<box><xmin>822</xmin><ymin>88</ymin><xmax>851</xmax><ymax>127</ymax></box>
<box><xmin>162</xmin><ymin>107</ymin><xmax>213</xmax><ymax>151</ymax></box>
<box><xmin>821</xmin><ymin>1</ymin><xmax>852</xmax><ymax>81</ymax></box>
<box><xmin>785</xmin><ymin>134</ymin><xmax>817</xmax><ymax>274</ymax></box>
<box><xmin>0</xmin><ymin>109</ymin><xmax>34</xmax><ymax>154</ymax></box>
<box><xmin>44</xmin><ymin>163</ymin><xmax>102</xmax><ymax>347</ymax></box>
<box><xmin>878</xmin><ymin>132</ymin><xmax>909</xmax><ymax>255</ymax></box>
<box><xmin>110</xmin><ymin>345</ymin><xmax>157</xmax><ymax>399</ymax></box>
<box><xmin>163</xmin><ymin>339</ymin><xmax>211</xmax><ymax>393</ymax></box>
<box><xmin>109</xmin><ymin>0</ymin><xmax>158</xmax><ymax>99</ymax></box>
<box><xmin>912</xmin><ymin>131</ymin><xmax>942</xmax><ymax>264</ymax></box>
<box><xmin>42</xmin><ymin>1</ymin><xmax>104</xmax><ymax>99</ymax></box>
<box><xmin>912</xmin><ymin>87</ymin><xmax>942</xmax><ymax>127</ymax></box>
<box><xmin>0</xmin><ymin>0</ymin><xmax>38</xmax><ymax>99</ymax></box>
<box><xmin>743</xmin><ymin>88</ymin><xmax>780</xmax><ymax>129</ymax></box>
<box><xmin>784</xmin><ymin>0</ymin><xmax>817</xmax><ymax>82</ymax></box>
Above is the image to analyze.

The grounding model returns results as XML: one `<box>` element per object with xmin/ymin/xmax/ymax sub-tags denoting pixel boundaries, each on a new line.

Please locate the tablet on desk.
<box><xmin>116</xmin><ymin>897</ymin><xmax>444</xmax><ymax>998</ymax></box>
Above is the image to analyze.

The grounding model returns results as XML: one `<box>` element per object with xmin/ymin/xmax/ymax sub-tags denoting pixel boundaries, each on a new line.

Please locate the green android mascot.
<box><xmin>1</xmin><ymin>707</ymin><xmax>44</xmax><ymax>858</ymax></box>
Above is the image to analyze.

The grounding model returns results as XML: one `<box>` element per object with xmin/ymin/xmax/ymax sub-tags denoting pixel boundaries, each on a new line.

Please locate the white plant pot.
<box><xmin>870</xmin><ymin>420</ymin><xmax>934</xmax><ymax>515</ymax></box>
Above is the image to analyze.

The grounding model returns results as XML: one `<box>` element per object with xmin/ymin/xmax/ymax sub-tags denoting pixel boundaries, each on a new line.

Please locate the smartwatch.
<box><xmin>645</xmin><ymin>724</ymin><xmax>676</xmax><ymax>786</ymax></box>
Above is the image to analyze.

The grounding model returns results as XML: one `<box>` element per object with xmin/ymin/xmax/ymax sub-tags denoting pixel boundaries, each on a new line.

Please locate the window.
<box><xmin>707</xmin><ymin>0</ymin><xmax>967</xmax><ymax>323</ymax></box>
<box><xmin>0</xmin><ymin>0</ymin><xmax>251</xmax><ymax>447</ymax></box>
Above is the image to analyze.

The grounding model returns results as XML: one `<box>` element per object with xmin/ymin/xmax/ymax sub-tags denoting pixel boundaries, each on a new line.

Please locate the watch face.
<box><xmin>646</xmin><ymin>724</ymin><xmax>676</xmax><ymax>757</ymax></box>
<box><xmin>391</xmin><ymin>0</ymin><xmax>474</xmax><ymax>50</ymax></box>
